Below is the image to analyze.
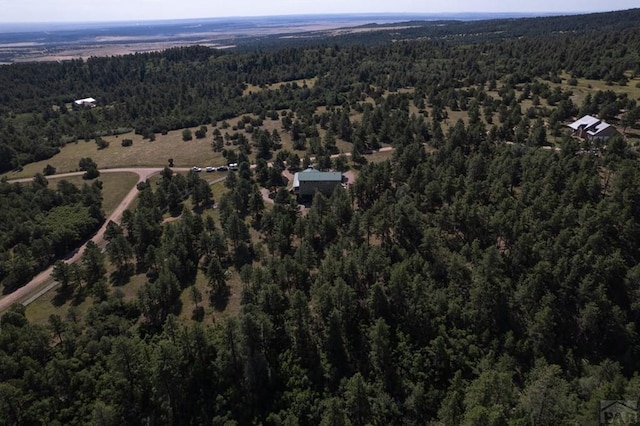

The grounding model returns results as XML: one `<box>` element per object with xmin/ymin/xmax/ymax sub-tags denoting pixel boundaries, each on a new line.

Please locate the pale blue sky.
<box><xmin>0</xmin><ymin>0</ymin><xmax>637</xmax><ymax>23</ymax></box>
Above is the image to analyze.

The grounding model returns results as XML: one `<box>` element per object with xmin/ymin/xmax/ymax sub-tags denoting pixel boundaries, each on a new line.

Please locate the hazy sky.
<box><xmin>0</xmin><ymin>0</ymin><xmax>637</xmax><ymax>23</ymax></box>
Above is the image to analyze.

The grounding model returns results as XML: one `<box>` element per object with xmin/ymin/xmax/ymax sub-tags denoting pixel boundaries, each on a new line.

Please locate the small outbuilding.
<box><xmin>73</xmin><ymin>97</ymin><xmax>97</xmax><ymax>108</ymax></box>
<box><xmin>568</xmin><ymin>115</ymin><xmax>618</xmax><ymax>142</ymax></box>
<box><xmin>292</xmin><ymin>167</ymin><xmax>344</xmax><ymax>198</ymax></box>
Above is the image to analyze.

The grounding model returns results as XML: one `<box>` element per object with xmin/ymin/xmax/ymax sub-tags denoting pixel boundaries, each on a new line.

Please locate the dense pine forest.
<box><xmin>2</xmin><ymin>8</ymin><xmax>640</xmax><ymax>425</ymax></box>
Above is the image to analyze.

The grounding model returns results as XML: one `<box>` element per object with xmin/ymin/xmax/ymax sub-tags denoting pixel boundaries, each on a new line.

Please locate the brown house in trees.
<box><xmin>568</xmin><ymin>115</ymin><xmax>619</xmax><ymax>142</ymax></box>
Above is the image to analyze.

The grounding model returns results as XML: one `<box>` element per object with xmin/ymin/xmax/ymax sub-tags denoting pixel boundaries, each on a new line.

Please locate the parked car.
<box><xmin>228</xmin><ymin>163</ymin><xmax>238</xmax><ymax>171</ymax></box>
<box><xmin>205</xmin><ymin>166</ymin><xmax>215</xmax><ymax>172</ymax></box>
<box><xmin>216</xmin><ymin>166</ymin><xmax>228</xmax><ymax>171</ymax></box>
<box><xmin>192</xmin><ymin>166</ymin><xmax>202</xmax><ymax>172</ymax></box>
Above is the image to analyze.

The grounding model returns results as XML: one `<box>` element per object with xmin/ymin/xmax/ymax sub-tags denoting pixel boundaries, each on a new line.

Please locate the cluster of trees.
<box><xmin>0</xmin><ymin>176</ymin><xmax>104</xmax><ymax>293</ymax></box>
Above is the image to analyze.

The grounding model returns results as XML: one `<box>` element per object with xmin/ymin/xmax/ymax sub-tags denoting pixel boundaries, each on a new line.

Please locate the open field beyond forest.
<box><xmin>4</xmin><ymin>106</ymin><xmax>355</xmax><ymax>181</ymax></box>
<box><xmin>242</xmin><ymin>77</ymin><xmax>318</xmax><ymax>96</ymax></box>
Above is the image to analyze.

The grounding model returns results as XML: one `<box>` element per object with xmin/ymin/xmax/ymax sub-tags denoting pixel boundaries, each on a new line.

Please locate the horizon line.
<box><xmin>0</xmin><ymin>9</ymin><xmax>629</xmax><ymax>26</ymax></box>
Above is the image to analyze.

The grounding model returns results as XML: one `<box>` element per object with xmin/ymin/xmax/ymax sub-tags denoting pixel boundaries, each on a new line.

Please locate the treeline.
<box><xmin>3</xmin><ymin>124</ymin><xmax>640</xmax><ymax>423</ymax></box>
<box><xmin>0</xmin><ymin>175</ymin><xmax>104</xmax><ymax>293</ymax></box>
<box><xmin>237</xmin><ymin>9</ymin><xmax>640</xmax><ymax>51</ymax></box>
<box><xmin>1</xmin><ymin>9</ymin><xmax>640</xmax><ymax>172</ymax></box>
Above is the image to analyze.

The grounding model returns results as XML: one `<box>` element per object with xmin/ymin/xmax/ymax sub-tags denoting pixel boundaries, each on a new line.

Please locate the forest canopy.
<box><xmin>2</xmin><ymin>8</ymin><xmax>640</xmax><ymax>425</ymax></box>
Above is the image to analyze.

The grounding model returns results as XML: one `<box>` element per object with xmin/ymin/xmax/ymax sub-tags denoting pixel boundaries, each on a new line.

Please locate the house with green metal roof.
<box><xmin>291</xmin><ymin>167</ymin><xmax>344</xmax><ymax>197</ymax></box>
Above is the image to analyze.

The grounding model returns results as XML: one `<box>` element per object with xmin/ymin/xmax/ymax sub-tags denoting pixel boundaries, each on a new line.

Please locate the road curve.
<box><xmin>0</xmin><ymin>167</ymin><xmax>191</xmax><ymax>313</ymax></box>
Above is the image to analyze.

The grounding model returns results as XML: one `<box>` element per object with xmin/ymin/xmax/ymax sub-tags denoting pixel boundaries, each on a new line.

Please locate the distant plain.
<box><xmin>0</xmin><ymin>12</ymin><xmax>546</xmax><ymax>63</ymax></box>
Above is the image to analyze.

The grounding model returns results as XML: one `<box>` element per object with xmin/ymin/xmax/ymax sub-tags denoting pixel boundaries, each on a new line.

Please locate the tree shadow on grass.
<box><xmin>71</xmin><ymin>288</ymin><xmax>88</xmax><ymax>306</ymax></box>
<box><xmin>52</xmin><ymin>285</ymin><xmax>74</xmax><ymax>307</ymax></box>
<box><xmin>210</xmin><ymin>284</ymin><xmax>230</xmax><ymax>312</ymax></box>
<box><xmin>110</xmin><ymin>264</ymin><xmax>134</xmax><ymax>286</ymax></box>
<box><xmin>192</xmin><ymin>306</ymin><xmax>205</xmax><ymax>321</ymax></box>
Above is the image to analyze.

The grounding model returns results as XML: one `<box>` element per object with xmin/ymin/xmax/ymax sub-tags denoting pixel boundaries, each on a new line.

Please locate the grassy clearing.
<box><xmin>443</xmin><ymin>108</ymin><xmax>471</xmax><ymax>127</ymax></box>
<box><xmin>557</xmin><ymin>72</ymin><xmax>640</xmax><ymax>106</ymax></box>
<box><xmin>209</xmin><ymin>179</ymin><xmax>230</xmax><ymax>205</ymax></box>
<box><xmin>25</xmin><ymin>260</ymin><xmax>244</xmax><ymax>326</ymax></box>
<box><xmin>177</xmin><ymin>268</ymin><xmax>243</xmax><ymax>325</ymax></box>
<box><xmin>243</xmin><ymin>77</ymin><xmax>317</xmax><ymax>96</ymax></box>
<box><xmin>44</xmin><ymin>172</ymin><xmax>139</xmax><ymax>216</ymax></box>
<box><xmin>3</xmin><ymin>128</ymin><xmax>230</xmax><ymax>180</ymax></box>
<box><xmin>25</xmin><ymin>286</ymin><xmax>95</xmax><ymax>325</ymax></box>
<box><xmin>363</xmin><ymin>149</ymin><xmax>395</xmax><ymax>164</ymax></box>
<box><xmin>4</xmin><ymin>99</ymin><xmax>375</xmax><ymax>182</ymax></box>
<box><xmin>116</xmin><ymin>273</ymin><xmax>147</xmax><ymax>302</ymax></box>
<box><xmin>212</xmin><ymin>270</ymin><xmax>243</xmax><ymax>320</ymax></box>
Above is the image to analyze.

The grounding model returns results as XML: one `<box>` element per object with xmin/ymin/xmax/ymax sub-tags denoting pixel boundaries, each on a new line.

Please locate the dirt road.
<box><xmin>0</xmin><ymin>167</ymin><xmax>190</xmax><ymax>313</ymax></box>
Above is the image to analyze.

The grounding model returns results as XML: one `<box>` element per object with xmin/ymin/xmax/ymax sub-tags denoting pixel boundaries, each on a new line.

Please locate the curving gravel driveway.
<box><xmin>0</xmin><ymin>167</ymin><xmax>191</xmax><ymax>313</ymax></box>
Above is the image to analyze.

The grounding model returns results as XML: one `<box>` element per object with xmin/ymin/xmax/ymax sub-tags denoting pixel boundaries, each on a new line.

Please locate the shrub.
<box><xmin>43</xmin><ymin>164</ymin><xmax>56</xmax><ymax>176</ymax></box>
<box><xmin>78</xmin><ymin>157</ymin><xmax>97</xmax><ymax>171</ymax></box>
<box><xmin>95</xmin><ymin>137</ymin><xmax>109</xmax><ymax>150</ymax></box>
<box><xmin>83</xmin><ymin>167</ymin><xmax>100</xmax><ymax>180</ymax></box>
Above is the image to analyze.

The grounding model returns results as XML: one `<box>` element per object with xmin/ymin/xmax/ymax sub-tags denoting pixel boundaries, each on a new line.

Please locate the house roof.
<box><xmin>568</xmin><ymin>115</ymin><xmax>600</xmax><ymax>130</ymax></box>
<box><xmin>74</xmin><ymin>97</ymin><xmax>96</xmax><ymax>105</ymax></box>
<box><xmin>292</xmin><ymin>168</ymin><xmax>343</xmax><ymax>188</ymax></box>
<box><xmin>586</xmin><ymin>121</ymin><xmax>613</xmax><ymax>136</ymax></box>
